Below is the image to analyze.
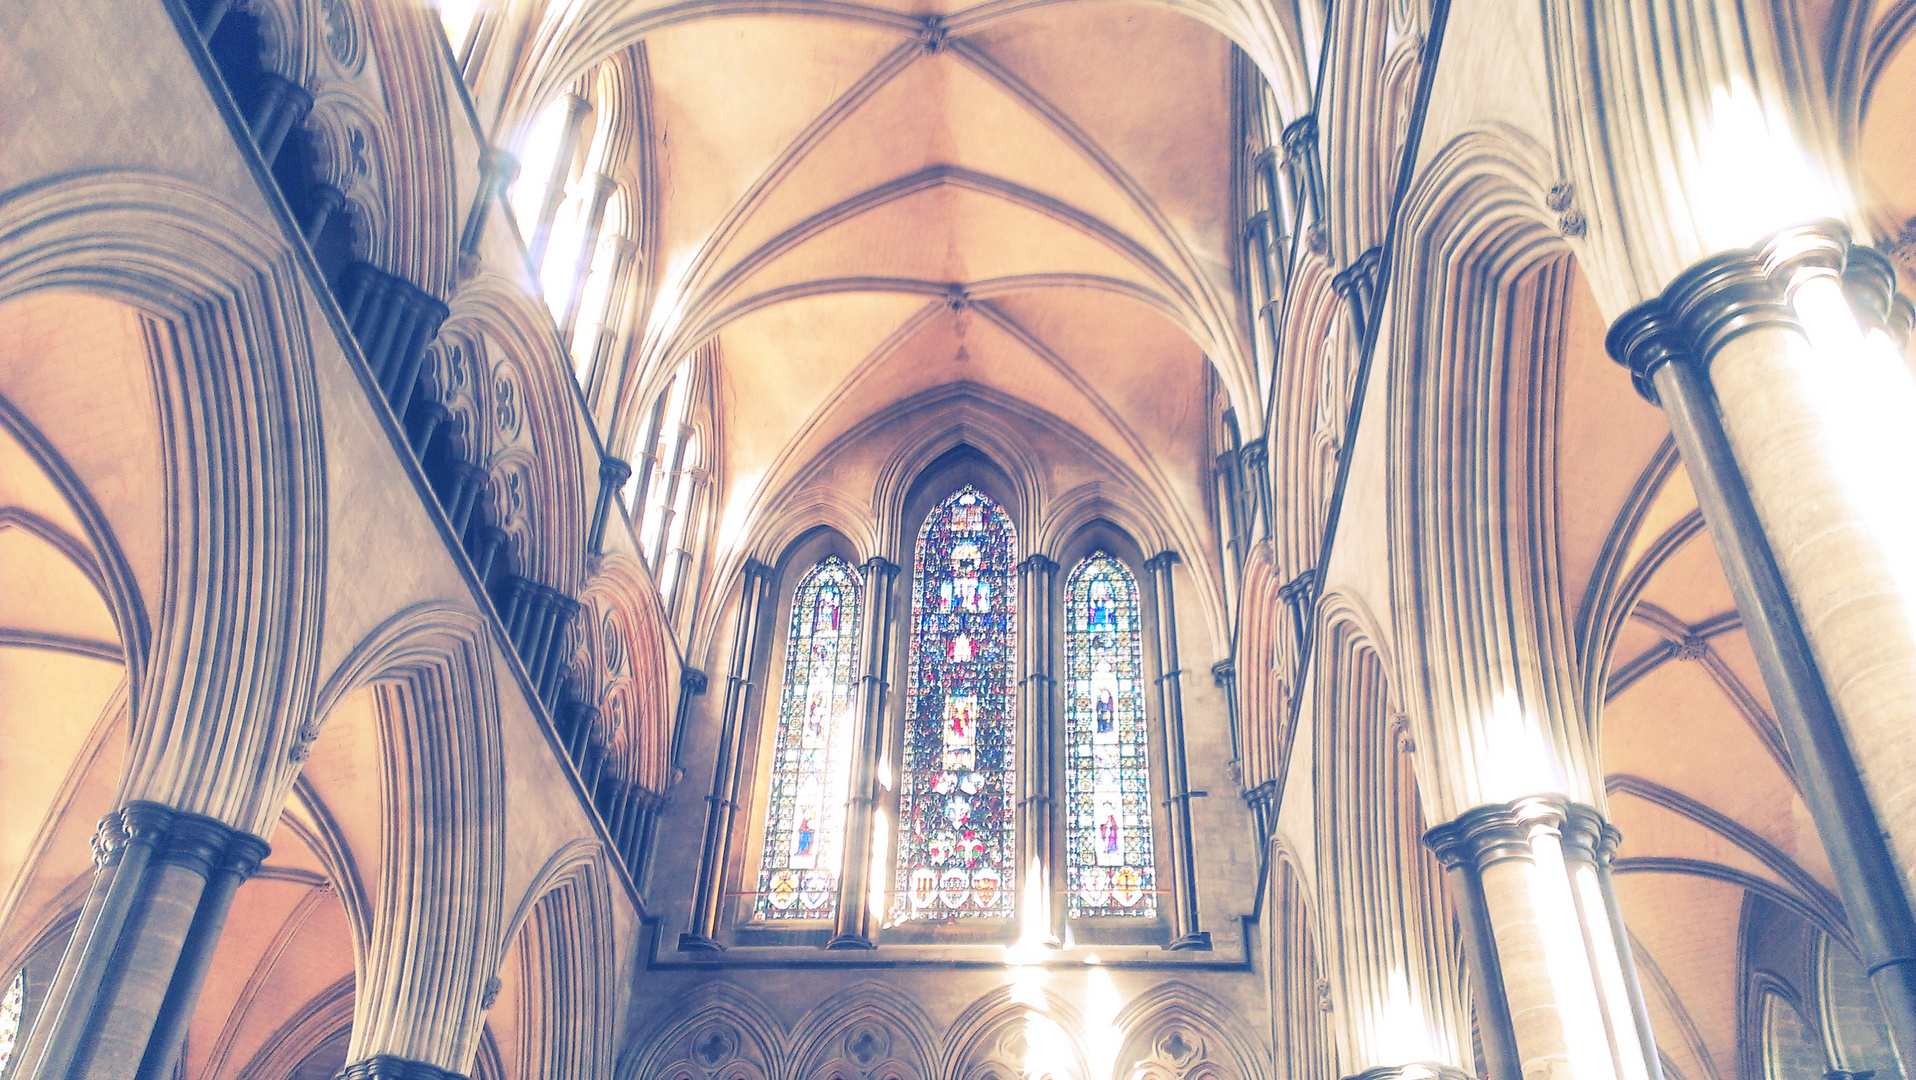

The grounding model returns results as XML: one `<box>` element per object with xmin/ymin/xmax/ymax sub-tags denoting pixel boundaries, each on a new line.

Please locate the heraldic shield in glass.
<box><xmin>1064</xmin><ymin>552</ymin><xmax>1156</xmax><ymax>917</ymax></box>
<box><xmin>755</xmin><ymin>555</ymin><xmax>863</xmax><ymax>920</ymax></box>
<box><xmin>895</xmin><ymin>486</ymin><xmax>1018</xmax><ymax>920</ymax></box>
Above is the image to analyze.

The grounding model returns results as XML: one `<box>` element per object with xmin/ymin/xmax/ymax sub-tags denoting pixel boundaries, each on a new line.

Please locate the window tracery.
<box><xmin>1063</xmin><ymin>552</ymin><xmax>1156</xmax><ymax>917</ymax></box>
<box><xmin>895</xmin><ymin>486</ymin><xmax>1017</xmax><ymax>920</ymax></box>
<box><xmin>756</xmin><ymin>556</ymin><xmax>863</xmax><ymax>920</ymax></box>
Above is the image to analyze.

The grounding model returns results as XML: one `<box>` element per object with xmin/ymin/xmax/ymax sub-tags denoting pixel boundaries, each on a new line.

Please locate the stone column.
<box><xmin>587</xmin><ymin>454</ymin><xmax>631</xmax><ymax>555</ymax></box>
<box><xmin>458</xmin><ymin>148</ymin><xmax>518</xmax><ymax>264</ymax></box>
<box><xmin>1607</xmin><ymin>231</ymin><xmax>1916</xmax><ymax>1062</ymax></box>
<box><xmin>1145</xmin><ymin>552</ymin><xmax>1208</xmax><ymax>950</ymax></box>
<box><xmin>1211</xmin><ymin>659</ymin><xmax>1241</xmax><ymax>778</ymax></box>
<box><xmin>683</xmin><ymin>562</ymin><xmax>772</xmax><ymax>949</ymax></box>
<box><xmin>17</xmin><ymin>804</ymin><xmax>268</xmax><ymax>1080</ymax></box>
<box><xmin>1424</xmin><ymin>798</ymin><xmax>1659</xmax><ymax>1080</ymax></box>
<box><xmin>1016</xmin><ymin>554</ymin><xmax>1061</xmax><ymax>945</ymax></box>
<box><xmin>831</xmin><ymin>556</ymin><xmax>900</xmax><ymax>948</ymax></box>
<box><xmin>557</xmin><ymin>173</ymin><xmax>619</xmax><ymax>347</ymax></box>
<box><xmin>1282</xmin><ymin>115</ymin><xmax>1326</xmax><ymax>255</ymax></box>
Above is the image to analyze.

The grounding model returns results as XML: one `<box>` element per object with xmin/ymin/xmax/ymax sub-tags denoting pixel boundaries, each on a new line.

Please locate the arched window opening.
<box><xmin>1063</xmin><ymin>552</ymin><xmax>1155</xmax><ymax>918</ymax></box>
<box><xmin>570</xmin><ymin>188</ymin><xmax>629</xmax><ymax>388</ymax></box>
<box><xmin>434</xmin><ymin>0</ymin><xmax>484</xmax><ymax>61</ymax></box>
<box><xmin>895</xmin><ymin>485</ymin><xmax>1018</xmax><ymax>921</ymax></box>
<box><xmin>508</xmin><ymin>95</ymin><xmax>577</xmax><ymax>251</ymax></box>
<box><xmin>657</xmin><ymin>435</ymin><xmax>703</xmax><ymax>609</ymax></box>
<box><xmin>0</xmin><ymin>968</ymin><xmax>24</xmax><ymax>1073</ymax></box>
<box><xmin>756</xmin><ymin>556</ymin><xmax>864</xmax><ymax>920</ymax></box>
<box><xmin>633</xmin><ymin>371</ymin><xmax>692</xmax><ymax>561</ymax></box>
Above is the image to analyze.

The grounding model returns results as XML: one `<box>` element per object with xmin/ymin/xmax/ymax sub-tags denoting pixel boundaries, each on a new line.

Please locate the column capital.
<box><xmin>91</xmin><ymin>810</ymin><xmax>129</xmax><ymax>867</ymax></box>
<box><xmin>1236</xmin><ymin>435</ymin><xmax>1268</xmax><ymax>470</ymax></box>
<box><xmin>861</xmin><ymin>555</ymin><xmax>900</xmax><ymax>580</ymax></box>
<box><xmin>1144</xmin><ymin>550</ymin><xmax>1181</xmax><ymax>573</ymax></box>
<box><xmin>1277</xmin><ymin>568</ymin><xmax>1316</xmax><ymax>605</ymax></box>
<box><xmin>1341</xmin><ymin>1065</ymin><xmax>1475</xmax><ymax>1080</ymax></box>
<box><xmin>1210</xmin><ymin>658</ymin><xmax>1235</xmax><ymax>684</ymax></box>
<box><xmin>1281</xmin><ymin>114</ymin><xmax>1318</xmax><ymax>158</ymax></box>
<box><xmin>1423</xmin><ymin>794</ymin><xmax>1613</xmax><ymax>872</ymax></box>
<box><xmin>1605</xmin><ymin>297</ymin><xmax>1691</xmax><ymax>404</ymax></box>
<box><xmin>479</xmin><ymin>146</ymin><xmax>519</xmax><ymax>188</ymax></box>
<box><xmin>598</xmin><ymin>453</ymin><xmax>632</xmax><ymax>488</ymax></box>
<box><xmin>1018</xmin><ymin>553</ymin><xmax>1059</xmax><ymax>576</ymax></box>
<box><xmin>681</xmin><ymin>667</ymin><xmax>709</xmax><ymax>695</ymax></box>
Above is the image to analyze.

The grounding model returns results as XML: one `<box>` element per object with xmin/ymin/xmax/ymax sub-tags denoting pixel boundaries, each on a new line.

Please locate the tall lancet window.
<box><xmin>897</xmin><ymin>486</ymin><xmax>1018</xmax><ymax>920</ymax></box>
<box><xmin>755</xmin><ymin>556</ymin><xmax>863</xmax><ymax>921</ymax></box>
<box><xmin>1064</xmin><ymin>553</ymin><xmax>1156</xmax><ymax>917</ymax></box>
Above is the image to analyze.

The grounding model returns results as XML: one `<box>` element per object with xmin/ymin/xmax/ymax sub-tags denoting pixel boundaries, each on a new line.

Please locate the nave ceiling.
<box><xmin>516</xmin><ymin>0</ymin><xmax>1265</xmax><ymax>585</ymax></box>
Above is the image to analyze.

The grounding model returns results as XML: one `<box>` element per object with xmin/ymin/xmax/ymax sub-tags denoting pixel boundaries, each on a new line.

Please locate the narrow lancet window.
<box><xmin>896</xmin><ymin>486</ymin><xmax>1018</xmax><ymax>920</ymax></box>
<box><xmin>755</xmin><ymin>556</ymin><xmax>863</xmax><ymax>920</ymax></box>
<box><xmin>1064</xmin><ymin>552</ymin><xmax>1156</xmax><ymax>917</ymax></box>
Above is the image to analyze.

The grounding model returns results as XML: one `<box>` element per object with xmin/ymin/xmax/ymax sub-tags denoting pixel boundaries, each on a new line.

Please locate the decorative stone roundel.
<box><xmin>601</xmin><ymin>609</ymin><xmax>625</xmax><ymax>674</ymax></box>
<box><xmin>319</xmin><ymin>0</ymin><xmax>362</xmax><ymax>71</ymax></box>
<box><xmin>844</xmin><ymin>1023</ymin><xmax>891</xmax><ymax>1069</ymax></box>
<box><xmin>692</xmin><ymin>1024</ymin><xmax>739</xmax><ymax>1070</ymax></box>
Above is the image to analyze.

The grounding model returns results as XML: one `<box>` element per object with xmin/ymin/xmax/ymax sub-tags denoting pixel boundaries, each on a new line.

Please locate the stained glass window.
<box><xmin>0</xmin><ymin>969</ymin><xmax>22</xmax><ymax>1074</ymax></box>
<box><xmin>754</xmin><ymin>556</ymin><xmax>863</xmax><ymax>920</ymax></box>
<box><xmin>1064</xmin><ymin>552</ymin><xmax>1156</xmax><ymax>917</ymax></box>
<box><xmin>896</xmin><ymin>486</ymin><xmax>1018</xmax><ymax>920</ymax></box>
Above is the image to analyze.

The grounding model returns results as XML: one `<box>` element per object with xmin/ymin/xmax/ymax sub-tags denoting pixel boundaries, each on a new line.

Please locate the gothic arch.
<box><xmin>1111</xmin><ymin>981</ymin><xmax>1266</xmax><ymax>1080</ymax></box>
<box><xmin>1312</xmin><ymin>592</ymin><xmax>1469</xmax><ymax>1071</ymax></box>
<box><xmin>943</xmin><ymin>983</ymin><xmax>1092</xmax><ymax>1080</ymax></box>
<box><xmin>1382</xmin><ymin>127</ymin><xmax>1595</xmax><ymax>820</ymax></box>
<box><xmin>574</xmin><ymin>553</ymin><xmax>676</xmax><ymax>793</ymax></box>
<box><xmin>0</xmin><ymin>169</ymin><xmax>327</xmax><ymax>837</ymax></box>
<box><xmin>306</xmin><ymin>603</ymin><xmax>509</xmax><ymax>1072</ymax></box>
<box><xmin>441</xmin><ymin>274</ymin><xmax>592</xmax><ymax>596</ymax></box>
<box><xmin>622</xmin><ymin>981</ymin><xmax>785</xmax><ymax>1080</ymax></box>
<box><xmin>787</xmin><ymin>982</ymin><xmax>938</xmax><ymax>1080</ymax></box>
<box><xmin>495</xmin><ymin>839</ymin><xmax>620</xmax><ymax>1080</ymax></box>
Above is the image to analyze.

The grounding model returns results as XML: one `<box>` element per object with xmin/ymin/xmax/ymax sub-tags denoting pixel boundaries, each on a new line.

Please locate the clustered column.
<box><xmin>682</xmin><ymin>562</ymin><xmax>772</xmax><ymax>950</ymax></box>
<box><xmin>15</xmin><ymin>804</ymin><xmax>269</xmax><ymax>1080</ymax></box>
<box><xmin>1607</xmin><ymin>222</ymin><xmax>1916</xmax><ymax>1062</ymax></box>
<box><xmin>1424</xmin><ymin>797</ymin><xmax>1657</xmax><ymax>1080</ymax></box>
<box><xmin>1144</xmin><ymin>551</ymin><xmax>1208</xmax><ymax>950</ymax></box>
<box><xmin>831</xmin><ymin>556</ymin><xmax>901</xmax><ymax>949</ymax></box>
<box><xmin>1017</xmin><ymin>554</ymin><xmax>1062</xmax><ymax>945</ymax></box>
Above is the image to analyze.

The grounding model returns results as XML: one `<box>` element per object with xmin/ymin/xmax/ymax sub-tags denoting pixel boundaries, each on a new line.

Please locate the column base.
<box><xmin>1167</xmin><ymin>931</ymin><xmax>1212</xmax><ymax>952</ymax></box>
<box><xmin>826</xmin><ymin>933</ymin><xmax>878</xmax><ymax>951</ymax></box>
<box><xmin>677</xmin><ymin>933</ymin><xmax>725</xmax><ymax>952</ymax></box>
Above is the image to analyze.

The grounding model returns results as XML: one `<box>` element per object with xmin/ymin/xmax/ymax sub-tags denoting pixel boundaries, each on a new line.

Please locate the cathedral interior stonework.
<box><xmin>5</xmin><ymin>1</ymin><xmax>1916</xmax><ymax>1079</ymax></box>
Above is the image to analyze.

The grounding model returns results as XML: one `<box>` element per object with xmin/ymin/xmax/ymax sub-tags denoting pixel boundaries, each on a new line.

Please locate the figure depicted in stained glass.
<box><xmin>1064</xmin><ymin>552</ymin><xmax>1157</xmax><ymax>917</ymax></box>
<box><xmin>895</xmin><ymin>486</ymin><xmax>1018</xmax><ymax>920</ymax></box>
<box><xmin>755</xmin><ymin>556</ymin><xmax>863</xmax><ymax>920</ymax></box>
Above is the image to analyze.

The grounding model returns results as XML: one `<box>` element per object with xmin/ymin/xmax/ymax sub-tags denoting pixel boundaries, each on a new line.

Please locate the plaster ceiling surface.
<box><xmin>593</xmin><ymin>0</ymin><xmax>1239</xmax><ymax>551</ymax></box>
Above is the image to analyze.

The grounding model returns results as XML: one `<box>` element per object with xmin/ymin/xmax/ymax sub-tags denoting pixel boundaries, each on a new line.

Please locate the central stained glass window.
<box><xmin>755</xmin><ymin>555</ymin><xmax>863</xmax><ymax>920</ymax></box>
<box><xmin>1064</xmin><ymin>552</ymin><xmax>1156</xmax><ymax>917</ymax></box>
<box><xmin>896</xmin><ymin>486</ymin><xmax>1018</xmax><ymax>920</ymax></box>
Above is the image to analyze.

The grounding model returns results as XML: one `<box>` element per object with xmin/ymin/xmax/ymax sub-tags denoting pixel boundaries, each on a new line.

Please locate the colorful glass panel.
<box><xmin>0</xmin><ymin>969</ymin><xmax>21</xmax><ymax>1074</ymax></box>
<box><xmin>754</xmin><ymin>556</ymin><xmax>863</xmax><ymax>920</ymax></box>
<box><xmin>895</xmin><ymin>486</ymin><xmax>1018</xmax><ymax>920</ymax></box>
<box><xmin>1064</xmin><ymin>552</ymin><xmax>1156</xmax><ymax>917</ymax></box>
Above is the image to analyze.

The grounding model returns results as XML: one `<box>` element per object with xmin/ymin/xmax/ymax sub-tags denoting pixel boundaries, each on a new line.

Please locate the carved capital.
<box><xmin>680</xmin><ymin>667</ymin><xmax>709</xmax><ymax>696</ymax></box>
<box><xmin>1424</xmin><ymin>795</ymin><xmax>1614</xmax><ymax>873</ymax></box>
<box><xmin>598</xmin><ymin>454</ymin><xmax>632</xmax><ymax>489</ymax></box>
<box><xmin>1604</xmin><ymin>297</ymin><xmax>1690</xmax><ymax>405</ymax></box>
<box><xmin>1018</xmin><ymin>553</ymin><xmax>1059</xmax><ymax>577</ymax></box>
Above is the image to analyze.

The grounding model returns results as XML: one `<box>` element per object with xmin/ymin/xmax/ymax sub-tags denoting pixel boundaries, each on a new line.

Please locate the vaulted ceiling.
<box><xmin>588</xmin><ymin>2</ymin><xmax>1248</xmax><ymax>558</ymax></box>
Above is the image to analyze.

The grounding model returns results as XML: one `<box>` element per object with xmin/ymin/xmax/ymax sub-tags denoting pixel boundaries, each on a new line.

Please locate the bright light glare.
<box><xmin>1084</xmin><ymin>968</ymin><xmax>1123</xmax><ymax>1080</ymax></box>
<box><xmin>1476</xmin><ymin>690</ymin><xmax>1562</xmax><ymax>805</ymax></box>
<box><xmin>1524</xmin><ymin>824</ymin><xmax>1616</xmax><ymax>1080</ymax></box>
<box><xmin>435</xmin><ymin>0</ymin><xmax>483</xmax><ymax>54</ymax></box>
<box><xmin>1692</xmin><ymin>81</ymin><xmax>1842</xmax><ymax>251</ymax></box>
<box><xmin>1020</xmin><ymin>1011</ymin><xmax>1075</xmax><ymax>1080</ymax></box>
<box><xmin>509</xmin><ymin>97</ymin><xmax>570</xmax><ymax>243</ymax></box>
<box><xmin>714</xmin><ymin>470</ymin><xmax>762</xmax><ymax>556</ymax></box>
<box><xmin>1008</xmin><ymin>856</ymin><xmax>1052</xmax><ymax>962</ymax></box>
<box><xmin>1372</xmin><ymin>967</ymin><xmax>1440</xmax><ymax>1066</ymax></box>
<box><xmin>1785</xmin><ymin>274</ymin><xmax>1916</xmax><ymax>628</ymax></box>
